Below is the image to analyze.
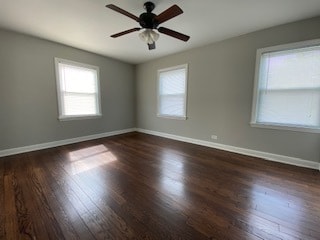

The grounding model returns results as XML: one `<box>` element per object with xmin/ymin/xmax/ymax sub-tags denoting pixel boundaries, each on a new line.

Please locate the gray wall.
<box><xmin>136</xmin><ymin>17</ymin><xmax>320</xmax><ymax>163</ymax></box>
<box><xmin>0</xmin><ymin>29</ymin><xmax>135</xmax><ymax>150</ymax></box>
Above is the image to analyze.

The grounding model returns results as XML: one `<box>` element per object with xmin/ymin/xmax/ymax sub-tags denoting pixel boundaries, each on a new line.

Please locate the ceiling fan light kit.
<box><xmin>139</xmin><ymin>29</ymin><xmax>159</xmax><ymax>43</ymax></box>
<box><xmin>106</xmin><ymin>1</ymin><xmax>190</xmax><ymax>50</ymax></box>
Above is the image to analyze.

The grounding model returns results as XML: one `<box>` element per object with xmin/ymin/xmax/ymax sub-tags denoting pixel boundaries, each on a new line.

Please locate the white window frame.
<box><xmin>54</xmin><ymin>58</ymin><xmax>102</xmax><ymax>121</ymax></box>
<box><xmin>157</xmin><ymin>64</ymin><xmax>188</xmax><ymax>120</ymax></box>
<box><xmin>250</xmin><ymin>39</ymin><xmax>320</xmax><ymax>133</ymax></box>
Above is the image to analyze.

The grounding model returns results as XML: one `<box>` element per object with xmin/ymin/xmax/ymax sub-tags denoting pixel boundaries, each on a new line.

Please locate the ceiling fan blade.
<box><xmin>155</xmin><ymin>5</ymin><xmax>183</xmax><ymax>24</ymax></box>
<box><xmin>148</xmin><ymin>42</ymin><xmax>156</xmax><ymax>50</ymax></box>
<box><xmin>106</xmin><ymin>4</ymin><xmax>139</xmax><ymax>22</ymax></box>
<box><xmin>110</xmin><ymin>28</ymin><xmax>141</xmax><ymax>38</ymax></box>
<box><xmin>158</xmin><ymin>27</ymin><xmax>190</xmax><ymax>42</ymax></box>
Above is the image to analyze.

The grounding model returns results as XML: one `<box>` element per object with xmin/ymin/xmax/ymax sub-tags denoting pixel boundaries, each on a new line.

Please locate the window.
<box><xmin>251</xmin><ymin>39</ymin><xmax>320</xmax><ymax>133</ymax></box>
<box><xmin>55</xmin><ymin>58</ymin><xmax>101</xmax><ymax>120</ymax></box>
<box><xmin>157</xmin><ymin>64</ymin><xmax>188</xmax><ymax>119</ymax></box>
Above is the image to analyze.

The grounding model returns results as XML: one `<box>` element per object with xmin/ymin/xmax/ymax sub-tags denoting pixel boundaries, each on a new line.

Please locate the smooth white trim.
<box><xmin>54</xmin><ymin>57</ymin><xmax>102</xmax><ymax>121</ymax></box>
<box><xmin>257</xmin><ymin>38</ymin><xmax>320</xmax><ymax>53</ymax></box>
<box><xmin>136</xmin><ymin>128</ymin><xmax>320</xmax><ymax>170</ymax></box>
<box><xmin>250</xmin><ymin>122</ymin><xmax>320</xmax><ymax>134</ymax></box>
<box><xmin>0</xmin><ymin>128</ymin><xmax>135</xmax><ymax>157</ymax></box>
<box><xmin>157</xmin><ymin>114</ymin><xmax>187</xmax><ymax>120</ymax></box>
<box><xmin>58</xmin><ymin>114</ymin><xmax>102</xmax><ymax>121</ymax></box>
<box><xmin>2</xmin><ymin>127</ymin><xmax>318</xmax><ymax>170</ymax></box>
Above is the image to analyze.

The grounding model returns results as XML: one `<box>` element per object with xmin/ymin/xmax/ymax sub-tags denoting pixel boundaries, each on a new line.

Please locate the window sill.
<box><xmin>58</xmin><ymin>114</ymin><xmax>102</xmax><ymax>121</ymax></box>
<box><xmin>250</xmin><ymin>122</ymin><xmax>320</xmax><ymax>134</ymax></box>
<box><xmin>157</xmin><ymin>114</ymin><xmax>187</xmax><ymax>120</ymax></box>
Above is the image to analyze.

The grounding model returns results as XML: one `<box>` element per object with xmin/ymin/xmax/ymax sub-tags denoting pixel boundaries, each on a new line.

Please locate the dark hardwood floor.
<box><xmin>0</xmin><ymin>132</ymin><xmax>319</xmax><ymax>240</ymax></box>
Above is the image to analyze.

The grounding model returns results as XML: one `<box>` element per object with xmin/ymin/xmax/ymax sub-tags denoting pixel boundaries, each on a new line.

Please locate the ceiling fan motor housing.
<box><xmin>139</xmin><ymin>12</ymin><xmax>158</xmax><ymax>29</ymax></box>
<box><xmin>139</xmin><ymin>2</ymin><xmax>158</xmax><ymax>29</ymax></box>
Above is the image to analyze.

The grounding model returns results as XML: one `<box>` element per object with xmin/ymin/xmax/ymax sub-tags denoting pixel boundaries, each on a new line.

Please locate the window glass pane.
<box><xmin>159</xmin><ymin>68</ymin><xmax>186</xmax><ymax>95</ymax></box>
<box><xmin>60</xmin><ymin>64</ymin><xmax>97</xmax><ymax>93</ymax></box>
<box><xmin>63</xmin><ymin>93</ymin><xmax>97</xmax><ymax>115</ymax></box>
<box><xmin>257</xmin><ymin>89</ymin><xmax>320</xmax><ymax>127</ymax></box>
<box><xmin>252</xmin><ymin>41</ymin><xmax>320</xmax><ymax>131</ymax></box>
<box><xmin>159</xmin><ymin>95</ymin><xmax>185</xmax><ymax>116</ymax></box>
<box><xmin>260</xmin><ymin>46</ymin><xmax>320</xmax><ymax>90</ymax></box>
<box><xmin>158</xmin><ymin>65</ymin><xmax>187</xmax><ymax>118</ymax></box>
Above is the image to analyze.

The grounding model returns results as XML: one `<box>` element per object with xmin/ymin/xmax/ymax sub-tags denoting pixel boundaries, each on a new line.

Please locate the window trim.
<box><xmin>157</xmin><ymin>64</ymin><xmax>188</xmax><ymax>120</ymax></box>
<box><xmin>54</xmin><ymin>58</ymin><xmax>102</xmax><ymax>121</ymax></box>
<box><xmin>250</xmin><ymin>39</ymin><xmax>320</xmax><ymax>133</ymax></box>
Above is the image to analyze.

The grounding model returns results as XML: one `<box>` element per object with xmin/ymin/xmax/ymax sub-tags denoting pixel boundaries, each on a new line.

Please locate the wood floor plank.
<box><xmin>56</xmin><ymin>146</ymin><xmax>204</xmax><ymax>240</ymax></box>
<box><xmin>73</xmin><ymin>164</ymin><xmax>207</xmax><ymax>239</ymax></box>
<box><xmin>7</xmin><ymin>155</ymin><xmax>51</xmax><ymax>240</ymax></box>
<box><xmin>0</xmin><ymin>158</ymin><xmax>4</xmax><ymax>239</ymax></box>
<box><xmin>32</xmin><ymin>153</ymin><xmax>96</xmax><ymax>240</ymax></box>
<box><xmin>0</xmin><ymin>132</ymin><xmax>319</xmax><ymax>239</ymax></box>
<box><xmin>105</xmin><ymin>138</ymin><xmax>316</xmax><ymax>237</ymax></box>
<box><xmin>43</xmin><ymin>154</ymin><xmax>132</xmax><ymax>240</ymax></box>
<box><xmin>63</xmin><ymin>144</ymin><xmax>267</xmax><ymax>239</ymax></box>
<box><xmin>4</xmin><ymin>172</ymin><xmax>20</xmax><ymax>240</ymax></box>
<box><xmin>33</xmin><ymin>166</ymin><xmax>82</xmax><ymax>240</ymax></box>
<box><xmin>43</xmin><ymin>160</ymin><xmax>112</xmax><ymax>240</ymax></box>
<box><xmin>67</xmin><ymin>170</ymin><xmax>157</xmax><ymax>239</ymax></box>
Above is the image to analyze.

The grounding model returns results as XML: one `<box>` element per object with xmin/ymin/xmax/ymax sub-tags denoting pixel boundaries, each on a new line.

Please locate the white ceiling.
<box><xmin>1</xmin><ymin>0</ymin><xmax>320</xmax><ymax>64</ymax></box>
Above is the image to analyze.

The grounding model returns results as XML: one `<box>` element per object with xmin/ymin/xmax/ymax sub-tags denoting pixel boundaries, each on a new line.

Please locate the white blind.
<box><xmin>158</xmin><ymin>67</ymin><xmax>187</xmax><ymax>117</ymax></box>
<box><xmin>256</xmin><ymin>46</ymin><xmax>320</xmax><ymax>128</ymax></box>
<box><xmin>58</xmin><ymin>62</ymin><xmax>100</xmax><ymax>117</ymax></box>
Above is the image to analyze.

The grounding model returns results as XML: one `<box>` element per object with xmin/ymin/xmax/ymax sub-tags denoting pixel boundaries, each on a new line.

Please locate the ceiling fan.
<box><xmin>106</xmin><ymin>1</ymin><xmax>190</xmax><ymax>50</ymax></box>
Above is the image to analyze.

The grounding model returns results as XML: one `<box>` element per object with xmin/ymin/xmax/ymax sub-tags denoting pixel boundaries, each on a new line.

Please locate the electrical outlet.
<box><xmin>211</xmin><ymin>135</ymin><xmax>218</xmax><ymax>140</ymax></box>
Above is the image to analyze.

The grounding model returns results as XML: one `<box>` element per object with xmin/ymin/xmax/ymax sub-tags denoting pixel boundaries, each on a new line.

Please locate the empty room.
<box><xmin>0</xmin><ymin>0</ymin><xmax>320</xmax><ymax>239</ymax></box>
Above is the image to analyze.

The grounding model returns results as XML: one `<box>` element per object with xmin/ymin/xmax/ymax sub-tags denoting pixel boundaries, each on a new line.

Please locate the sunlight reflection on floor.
<box><xmin>248</xmin><ymin>182</ymin><xmax>304</xmax><ymax>237</ymax></box>
<box><xmin>68</xmin><ymin>145</ymin><xmax>117</xmax><ymax>175</ymax></box>
<box><xmin>160</xmin><ymin>150</ymin><xmax>186</xmax><ymax>198</ymax></box>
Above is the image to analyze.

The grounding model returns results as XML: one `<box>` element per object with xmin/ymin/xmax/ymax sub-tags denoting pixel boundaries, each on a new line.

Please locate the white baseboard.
<box><xmin>137</xmin><ymin>128</ymin><xmax>320</xmax><ymax>170</ymax></box>
<box><xmin>0</xmin><ymin>128</ymin><xmax>136</xmax><ymax>157</ymax></box>
<box><xmin>1</xmin><ymin>127</ymin><xmax>319</xmax><ymax>171</ymax></box>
